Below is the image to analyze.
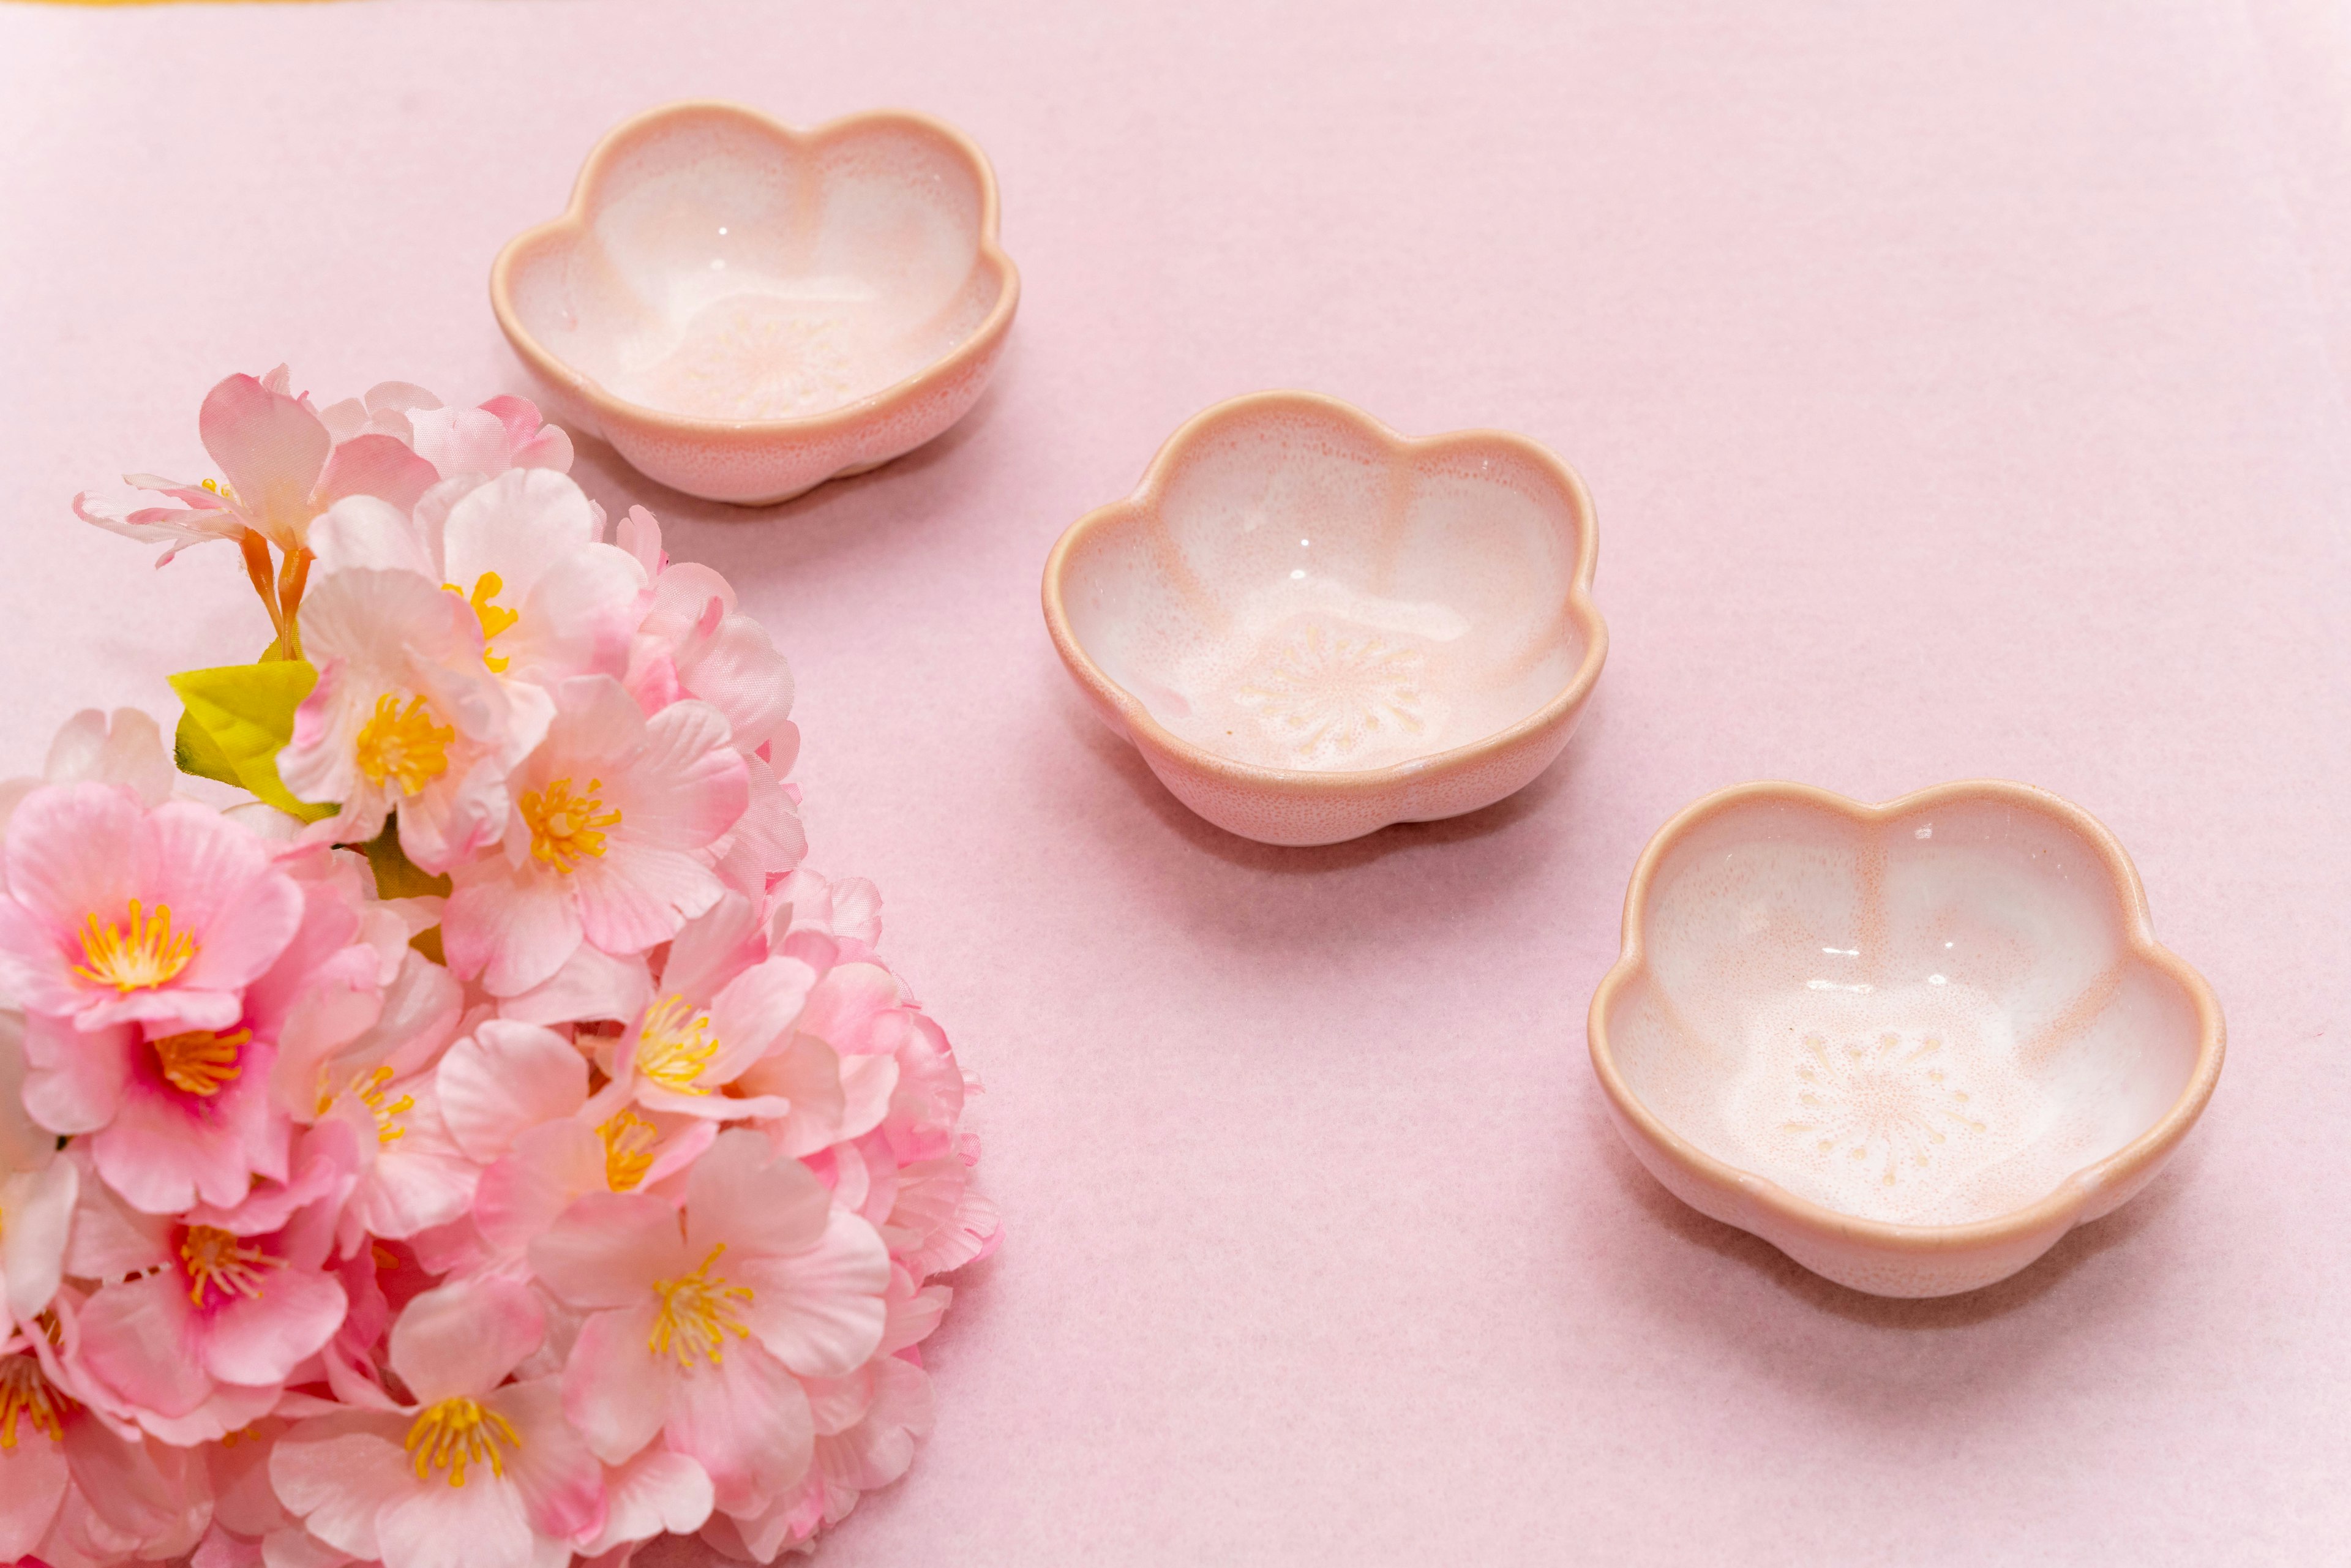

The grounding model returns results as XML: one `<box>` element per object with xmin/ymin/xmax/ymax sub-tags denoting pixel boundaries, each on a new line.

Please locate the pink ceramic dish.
<box><xmin>1589</xmin><ymin>780</ymin><xmax>2224</xmax><ymax>1298</ymax></box>
<box><xmin>492</xmin><ymin>101</ymin><xmax>1019</xmax><ymax>505</ymax></box>
<box><xmin>1043</xmin><ymin>392</ymin><xmax>1607</xmax><ymax>846</ymax></box>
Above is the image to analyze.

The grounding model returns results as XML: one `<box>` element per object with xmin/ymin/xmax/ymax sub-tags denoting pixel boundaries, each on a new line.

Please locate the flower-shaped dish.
<box><xmin>1589</xmin><ymin>779</ymin><xmax>2224</xmax><ymax>1297</ymax></box>
<box><xmin>1042</xmin><ymin>392</ymin><xmax>1606</xmax><ymax>846</ymax></box>
<box><xmin>492</xmin><ymin>101</ymin><xmax>1019</xmax><ymax>505</ymax></box>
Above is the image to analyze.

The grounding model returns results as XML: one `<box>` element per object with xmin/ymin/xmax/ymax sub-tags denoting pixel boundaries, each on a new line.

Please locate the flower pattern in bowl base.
<box><xmin>1588</xmin><ymin>779</ymin><xmax>2225</xmax><ymax>1297</ymax></box>
<box><xmin>492</xmin><ymin>101</ymin><xmax>1019</xmax><ymax>506</ymax></box>
<box><xmin>1042</xmin><ymin>391</ymin><xmax>1607</xmax><ymax>846</ymax></box>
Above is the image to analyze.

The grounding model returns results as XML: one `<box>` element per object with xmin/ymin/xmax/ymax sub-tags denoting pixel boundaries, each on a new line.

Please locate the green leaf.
<box><xmin>354</xmin><ymin>817</ymin><xmax>452</xmax><ymax>900</ymax></box>
<box><xmin>167</xmin><ymin>660</ymin><xmax>336</xmax><ymax>822</ymax></box>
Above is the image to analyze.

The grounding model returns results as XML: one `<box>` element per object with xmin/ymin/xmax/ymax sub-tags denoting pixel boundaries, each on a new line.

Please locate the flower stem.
<box><xmin>276</xmin><ymin>547</ymin><xmax>312</xmax><ymax>658</ymax></box>
<box><xmin>239</xmin><ymin>529</ymin><xmax>286</xmax><ymax>648</ymax></box>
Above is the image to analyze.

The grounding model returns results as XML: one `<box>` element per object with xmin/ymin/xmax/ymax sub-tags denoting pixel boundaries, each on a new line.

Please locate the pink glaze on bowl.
<box><xmin>1589</xmin><ymin>780</ymin><xmax>2225</xmax><ymax>1298</ymax></box>
<box><xmin>1043</xmin><ymin>392</ymin><xmax>1607</xmax><ymax>846</ymax></box>
<box><xmin>492</xmin><ymin>101</ymin><xmax>1019</xmax><ymax>505</ymax></box>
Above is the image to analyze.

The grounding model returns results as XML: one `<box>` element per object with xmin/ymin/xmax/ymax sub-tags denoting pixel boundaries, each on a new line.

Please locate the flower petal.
<box><xmin>315</xmin><ymin>433</ymin><xmax>441</xmax><ymax>514</ymax></box>
<box><xmin>530</xmin><ymin>1191</ymin><xmax>686</xmax><ymax>1310</ymax></box>
<box><xmin>733</xmin><ymin>1207</ymin><xmax>890</xmax><ymax>1379</ymax></box>
<box><xmin>434</xmin><ymin>1020</ymin><xmax>587</xmax><ymax>1164</ymax></box>
<box><xmin>375</xmin><ymin>1459</ymin><xmax>536</xmax><ymax>1568</ymax></box>
<box><xmin>493</xmin><ymin>1377</ymin><xmax>607</xmax><ymax>1545</ymax></box>
<box><xmin>268</xmin><ymin>1411</ymin><xmax>413</xmax><ymax>1561</ymax></box>
<box><xmin>200</xmin><ymin>372</ymin><xmax>331</xmax><ymax>550</ymax></box>
<box><xmin>684</xmin><ymin>1129</ymin><xmax>828</xmax><ymax>1261</ymax></box>
<box><xmin>558</xmin><ymin>1300</ymin><xmax>673</xmax><ymax>1465</ymax></box>
<box><xmin>388</xmin><ymin>1275</ymin><xmax>544</xmax><ymax>1405</ymax></box>
<box><xmin>661</xmin><ymin>1337</ymin><xmax>812</xmax><ymax>1517</ymax></box>
<box><xmin>307</xmin><ymin>495</ymin><xmax>437</xmax><ymax>578</ymax></box>
<box><xmin>578</xmin><ymin>1447</ymin><xmax>713</xmax><ymax>1556</ymax></box>
<box><xmin>0</xmin><ymin>1147</ymin><xmax>75</xmax><ymax>1325</ymax></box>
<box><xmin>444</xmin><ymin>861</ymin><xmax>583</xmax><ymax>999</ymax></box>
<box><xmin>76</xmin><ymin>1270</ymin><xmax>211</xmax><ymax>1420</ymax></box>
<box><xmin>201</xmin><ymin>1260</ymin><xmax>347</xmax><ymax>1387</ymax></box>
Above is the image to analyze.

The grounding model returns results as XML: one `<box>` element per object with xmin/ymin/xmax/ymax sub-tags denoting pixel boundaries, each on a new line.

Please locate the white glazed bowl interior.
<box><xmin>1607</xmin><ymin>792</ymin><xmax>2210</xmax><ymax>1227</ymax></box>
<box><xmin>1060</xmin><ymin>408</ymin><xmax>1594</xmax><ymax>775</ymax></box>
<box><xmin>505</xmin><ymin>113</ymin><xmax>1005</xmax><ymax>424</ymax></box>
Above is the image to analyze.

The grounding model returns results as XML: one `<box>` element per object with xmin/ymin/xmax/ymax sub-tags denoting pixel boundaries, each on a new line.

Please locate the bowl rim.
<box><xmin>1040</xmin><ymin>389</ymin><xmax>1610</xmax><ymax>791</ymax></box>
<box><xmin>1586</xmin><ymin>777</ymin><xmax>2226</xmax><ymax>1252</ymax></box>
<box><xmin>489</xmin><ymin>99</ymin><xmax>1022</xmax><ymax>440</ymax></box>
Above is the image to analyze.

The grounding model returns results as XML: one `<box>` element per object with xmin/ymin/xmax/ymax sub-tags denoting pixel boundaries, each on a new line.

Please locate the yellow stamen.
<box><xmin>443</xmin><ymin>572</ymin><xmax>519</xmax><ymax>673</ymax></box>
<box><xmin>520</xmin><ymin>776</ymin><xmax>620</xmax><ymax>873</ymax></box>
<box><xmin>317</xmin><ymin>1063</ymin><xmax>414</xmax><ymax>1144</ymax></box>
<box><xmin>200</xmin><ymin>477</ymin><xmax>237</xmax><ymax>502</ymax></box>
<box><xmin>0</xmin><ymin>1354</ymin><xmax>71</xmax><ymax>1449</ymax></box>
<box><xmin>151</xmin><ymin>1027</ymin><xmax>249</xmax><ymax>1097</ymax></box>
<box><xmin>354</xmin><ymin>694</ymin><xmax>454</xmax><ymax>797</ymax></box>
<box><xmin>404</xmin><ymin>1396</ymin><xmax>522</xmax><ymax>1488</ymax></box>
<box><xmin>634</xmin><ymin>996</ymin><xmax>718</xmax><ymax>1096</ymax></box>
<box><xmin>180</xmin><ymin>1225</ymin><xmax>281</xmax><ymax>1307</ymax></box>
<box><xmin>72</xmin><ymin>899</ymin><xmax>194</xmax><ymax>992</ymax></box>
<box><xmin>648</xmin><ymin>1243</ymin><xmax>754</xmax><ymax>1368</ymax></box>
<box><xmin>598</xmin><ymin>1108</ymin><xmax>660</xmax><ymax>1191</ymax></box>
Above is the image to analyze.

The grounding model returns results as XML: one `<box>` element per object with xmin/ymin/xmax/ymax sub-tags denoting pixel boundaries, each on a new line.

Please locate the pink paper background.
<box><xmin>4</xmin><ymin>1</ymin><xmax>2349</xmax><ymax>1562</ymax></box>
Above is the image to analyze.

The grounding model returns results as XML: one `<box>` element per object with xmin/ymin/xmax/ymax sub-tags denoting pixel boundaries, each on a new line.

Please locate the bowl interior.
<box><xmin>1603</xmin><ymin>792</ymin><xmax>2206</xmax><ymax>1226</ymax></box>
<box><xmin>1060</xmin><ymin>405</ymin><xmax>1592</xmax><ymax>773</ymax></box>
<box><xmin>508</xmin><ymin>110</ymin><xmax>1005</xmax><ymax>423</ymax></box>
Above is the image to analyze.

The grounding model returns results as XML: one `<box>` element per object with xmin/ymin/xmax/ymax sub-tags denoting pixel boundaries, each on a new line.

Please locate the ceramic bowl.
<box><xmin>1588</xmin><ymin>780</ymin><xmax>2224</xmax><ymax>1297</ymax></box>
<box><xmin>492</xmin><ymin>101</ymin><xmax>1019</xmax><ymax>505</ymax></box>
<box><xmin>1042</xmin><ymin>392</ymin><xmax>1607</xmax><ymax>846</ymax></box>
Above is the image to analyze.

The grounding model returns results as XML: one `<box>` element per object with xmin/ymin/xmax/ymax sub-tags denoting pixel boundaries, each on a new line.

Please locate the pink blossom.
<box><xmin>309</xmin><ymin>468</ymin><xmax>645</xmax><ymax>688</ymax></box>
<box><xmin>408</xmin><ymin>395</ymin><xmax>574</xmax><ymax>481</ymax></box>
<box><xmin>74</xmin><ymin>367</ymin><xmax>438</xmax><ymax>563</ymax></box>
<box><xmin>187</xmin><ymin>1403</ymin><xmax>351</xmax><ymax>1568</ymax></box>
<box><xmin>527</xmin><ymin>1130</ymin><xmax>888</xmax><ymax>1515</ymax></box>
<box><xmin>618</xmin><ymin>506</ymin><xmax>799</xmax><ymax>763</ymax></box>
<box><xmin>64</xmin><ymin>1139</ymin><xmax>350</xmax><ymax>1444</ymax></box>
<box><xmin>0</xmin><ymin>708</ymin><xmax>176</xmax><ymax>839</ymax></box>
<box><xmin>443</xmin><ymin>678</ymin><xmax>747</xmax><ymax>997</ymax></box>
<box><xmin>573</xmin><ymin>1447</ymin><xmax>714</xmax><ymax>1561</ymax></box>
<box><xmin>278</xmin><ymin>568</ymin><xmax>553</xmax><ymax>874</ymax></box>
<box><xmin>317</xmin><ymin>380</ymin><xmax>444</xmax><ymax>447</ymax></box>
<box><xmin>598</xmin><ymin>893</ymin><xmax>816</xmax><ymax>1120</ymax></box>
<box><xmin>0</xmin><ymin>1013</ymin><xmax>77</xmax><ymax>1345</ymax></box>
<box><xmin>18</xmin><ymin>835</ymin><xmax>383</xmax><ymax>1215</ymax></box>
<box><xmin>702</xmin><ymin>1352</ymin><xmax>935</xmax><ymax>1562</ymax></box>
<box><xmin>298</xmin><ymin>954</ymin><xmax>481</xmax><ymax>1252</ymax></box>
<box><xmin>0</xmin><ymin>784</ymin><xmax>304</xmax><ymax>1037</ymax></box>
<box><xmin>0</xmin><ymin>1336</ymin><xmax>73</xmax><ymax>1562</ymax></box>
<box><xmin>269</xmin><ymin>1277</ymin><xmax>604</xmax><ymax>1568</ymax></box>
<box><xmin>730</xmin><ymin>959</ymin><xmax>906</xmax><ymax>1160</ymax></box>
<box><xmin>767</xmin><ymin>868</ymin><xmax>883</xmax><ymax>970</ymax></box>
<box><xmin>438</xmin><ymin>1019</ymin><xmax>712</xmax><ymax>1266</ymax></box>
<box><xmin>707</xmin><ymin>755</ymin><xmax>807</xmax><ymax>899</ymax></box>
<box><xmin>0</xmin><ymin>1321</ymin><xmax>215</xmax><ymax>1568</ymax></box>
<box><xmin>493</xmin><ymin>942</ymin><xmax>651</xmax><ymax>1030</ymax></box>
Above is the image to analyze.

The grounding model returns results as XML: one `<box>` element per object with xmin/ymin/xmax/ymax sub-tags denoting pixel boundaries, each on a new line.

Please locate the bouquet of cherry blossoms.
<box><xmin>0</xmin><ymin>369</ymin><xmax>996</xmax><ymax>1568</ymax></box>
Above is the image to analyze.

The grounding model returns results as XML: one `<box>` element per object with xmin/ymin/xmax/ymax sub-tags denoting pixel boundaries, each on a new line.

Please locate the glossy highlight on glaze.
<box><xmin>1043</xmin><ymin>391</ymin><xmax>1607</xmax><ymax>846</ymax></box>
<box><xmin>492</xmin><ymin>101</ymin><xmax>1019</xmax><ymax>505</ymax></box>
<box><xmin>1588</xmin><ymin>779</ymin><xmax>2225</xmax><ymax>1297</ymax></box>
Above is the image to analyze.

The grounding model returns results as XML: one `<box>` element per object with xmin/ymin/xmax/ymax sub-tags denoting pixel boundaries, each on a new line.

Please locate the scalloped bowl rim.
<box><xmin>1041</xmin><ymin>389</ymin><xmax>1611</xmax><ymax>792</ymax></box>
<box><xmin>490</xmin><ymin>99</ymin><xmax>1021</xmax><ymax>440</ymax></box>
<box><xmin>1587</xmin><ymin>778</ymin><xmax>2226</xmax><ymax>1253</ymax></box>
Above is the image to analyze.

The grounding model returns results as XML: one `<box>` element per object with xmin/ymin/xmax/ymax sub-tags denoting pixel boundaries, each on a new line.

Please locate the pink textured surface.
<box><xmin>1</xmin><ymin>2</ymin><xmax>2347</xmax><ymax>1562</ymax></box>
